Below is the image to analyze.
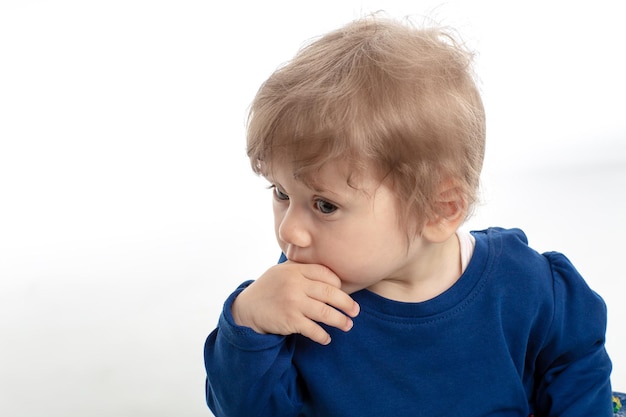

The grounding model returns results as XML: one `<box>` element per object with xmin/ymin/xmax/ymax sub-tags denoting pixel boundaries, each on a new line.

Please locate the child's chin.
<box><xmin>341</xmin><ymin>282</ymin><xmax>367</xmax><ymax>295</ymax></box>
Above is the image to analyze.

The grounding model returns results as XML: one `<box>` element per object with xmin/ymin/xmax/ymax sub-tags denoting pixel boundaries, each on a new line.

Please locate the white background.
<box><xmin>1</xmin><ymin>1</ymin><xmax>624</xmax><ymax>416</ymax></box>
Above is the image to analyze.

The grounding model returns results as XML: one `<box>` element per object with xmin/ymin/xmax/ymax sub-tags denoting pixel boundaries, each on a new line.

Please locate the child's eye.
<box><xmin>272</xmin><ymin>185</ymin><xmax>289</xmax><ymax>201</ymax></box>
<box><xmin>315</xmin><ymin>199</ymin><xmax>338</xmax><ymax>214</ymax></box>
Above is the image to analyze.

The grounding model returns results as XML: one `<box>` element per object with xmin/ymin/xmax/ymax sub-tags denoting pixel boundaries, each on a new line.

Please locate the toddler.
<box><xmin>204</xmin><ymin>15</ymin><xmax>612</xmax><ymax>416</ymax></box>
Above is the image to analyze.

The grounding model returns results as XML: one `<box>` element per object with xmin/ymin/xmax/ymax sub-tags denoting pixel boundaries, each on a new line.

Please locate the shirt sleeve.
<box><xmin>533</xmin><ymin>252</ymin><xmax>613</xmax><ymax>416</ymax></box>
<box><xmin>204</xmin><ymin>281</ymin><xmax>303</xmax><ymax>417</ymax></box>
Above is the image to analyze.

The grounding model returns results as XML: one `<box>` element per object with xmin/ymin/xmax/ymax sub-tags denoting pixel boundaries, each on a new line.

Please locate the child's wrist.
<box><xmin>231</xmin><ymin>292</ymin><xmax>265</xmax><ymax>334</ymax></box>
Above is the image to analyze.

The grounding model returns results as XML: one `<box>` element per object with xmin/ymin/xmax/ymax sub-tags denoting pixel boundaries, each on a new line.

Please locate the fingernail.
<box><xmin>346</xmin><ymin>318</ymin><xmax>354</xmax><ymax>331</ymax></box>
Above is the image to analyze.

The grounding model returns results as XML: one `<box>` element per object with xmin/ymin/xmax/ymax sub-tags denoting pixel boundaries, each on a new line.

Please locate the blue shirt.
<box><xmin>204</xmin><ymin>228</ymin><xmax>612</xmax><ymax>416</ymax></box>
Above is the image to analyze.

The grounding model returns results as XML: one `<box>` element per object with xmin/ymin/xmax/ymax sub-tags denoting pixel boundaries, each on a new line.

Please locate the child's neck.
<box><xmin>366</xmin><ymin>232</ymin><xmax>462</xmax><ymax>303</ymax></box>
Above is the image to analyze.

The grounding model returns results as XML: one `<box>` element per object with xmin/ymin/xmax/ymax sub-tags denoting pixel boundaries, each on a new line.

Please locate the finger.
<box><xmin>297</xmin><ymin>263</ymin><xmax>343</xmax><ymax>289</ymax></box>
<box><xmin>305</xmin><ymin>281</ymin><xmax>360</xmax><ymax>318</ymax></box>
<box><xmin>295</xmin><ymin>317</ymin><xmax>333</xmax><ymax>345</ymax></box>
<box><xmin>302</xmin><ymin>299</ymin><xmax>355</xmax><ymax>333</ymax></box>
<box><xmin>296</xmin><ymin>263</ymin><xmax>360</xmax><ymax>317</ymax></box>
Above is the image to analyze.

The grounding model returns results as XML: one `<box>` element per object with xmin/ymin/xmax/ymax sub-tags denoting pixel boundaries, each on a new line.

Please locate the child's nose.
<box><xmin>278</xmin><ymin>206</ymin><xmax>312</xmax><ymax>249</ymax></box>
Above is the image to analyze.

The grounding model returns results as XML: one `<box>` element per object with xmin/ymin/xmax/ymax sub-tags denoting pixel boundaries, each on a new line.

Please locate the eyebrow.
<box><xmin>306</xmin><ymin>179</ymin><xmax>345</xmax><ymax>199</ymax></box>
<box><xmin>266</xmin><ymin>170</ymin><xmax>356</xmax><ymax>200</ymax></box>
<box><xmin>272</xmin><ymin>177</ymin><xmax>343</xmax><ymax>200</ymax></box>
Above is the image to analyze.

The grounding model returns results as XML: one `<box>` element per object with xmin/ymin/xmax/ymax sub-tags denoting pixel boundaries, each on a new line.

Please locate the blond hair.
<box><xmin>247</xmin><ymin>16</ymin><xmax>485</xmax><ymax>230</ymax></box>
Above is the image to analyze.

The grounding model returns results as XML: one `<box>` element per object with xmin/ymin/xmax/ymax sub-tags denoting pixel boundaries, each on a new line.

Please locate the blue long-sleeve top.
<box><xmin>204</xmin><ymin>227</ymin><xmax>612</xmax><ymax>416</ymax></box>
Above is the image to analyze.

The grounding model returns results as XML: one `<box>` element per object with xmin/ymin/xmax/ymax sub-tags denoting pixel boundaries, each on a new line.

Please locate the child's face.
<box><xmin>268</xmin><ymin>161</ymin><xmax>425</xmax><ymax>294</ymax></box>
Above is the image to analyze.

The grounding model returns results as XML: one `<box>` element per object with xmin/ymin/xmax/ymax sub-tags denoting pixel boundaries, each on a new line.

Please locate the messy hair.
<box><xmin>246</xmin><ymin>15</ymin><xmax>486</xmax><ymax>231</ymax></box>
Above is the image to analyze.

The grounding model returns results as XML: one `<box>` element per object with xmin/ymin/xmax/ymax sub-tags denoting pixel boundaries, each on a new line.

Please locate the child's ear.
<box><xmin>422</xmin><ymin>182</ymin><xmax>467</xmax><ymax>243</ymax></box>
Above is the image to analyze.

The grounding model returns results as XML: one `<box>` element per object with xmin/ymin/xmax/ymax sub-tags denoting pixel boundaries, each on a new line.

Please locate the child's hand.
<box><xmin>231</xmin><ymin>261</ymin><xmax>360</xmax><ymax>345</ymax></box>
